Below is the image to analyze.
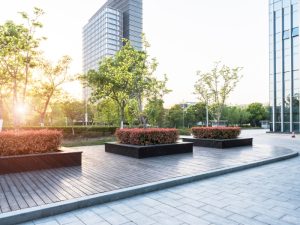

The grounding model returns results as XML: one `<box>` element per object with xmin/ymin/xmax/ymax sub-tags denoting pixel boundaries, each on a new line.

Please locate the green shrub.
<box><xmin>3</xmin><ymin>126</ymin><xmax>117</xmax><ymax>138</ymax></box>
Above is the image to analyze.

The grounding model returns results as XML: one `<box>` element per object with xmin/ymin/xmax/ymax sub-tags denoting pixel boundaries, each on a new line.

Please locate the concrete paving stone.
<box><xmin>153</xmin><ymin>203</ymin><xmax>183</xmax><ymax>216</ymax></box>
<box><xmin>55</xmin><ymin>212</ymin><xmax>81</xmax><ymax>225</ymax></box>
<box><xmin>224</xmin><ymin>205</ymin><xmax>260</xmax><ymax>218</ymax></box>
<box><xmin>130</xmin><ymin>204</ymin><xmax>160</xmax><ymax>216</ymax></box>
<box><xmin>202</xmin><ymin>213</ymin><xmax>239</xmax><ymax>225</ymax></box>
<box><xmin>156</xmin><ymin>197</ymin><xmax>184</xmax><ymax>207</ymax></box>
<box><xmin>34</xmin><ymin>221</ymin><xmax>60</xmax><ymax>225</ymax></box>
<box><xmin>246</xmin><ymin>205</ymin><xmax>286</xmax><ymax>219</ymax></box>
<box><xmin>74</xmin><ymin>210</ymin><xmax>104</xmax><ymax>225</ymax></box>
<box><xmin>177</xmin><ymin>197</ymin><xmax>205</xmax><ymax>208</ymax></box>
<box><xmin>281</xmin><ymin>215</ymin><xmax>300</xmax><ymax>225</ymax></box>
<box><xmin>99</xmin><ymin>211</ymin><xmax>130</xmax><ymax>225</ymax></box>
<box><xmin>228</xmin><ymin>214</ymin><xmax>268</xmax><ymax>225</ymax></box>
<box><xmin>198</xmin><ymin>197</ymin><xmax>230</xmax><ymax>208</ymax></box>
<box><xmin>149</xmin><ymin>213</ymin><xmax>185</xmax><ymax>225</ymax></box>
<box><xmin>90</xmin><ymin>205</ymin><xmax>113</xmax><ymax>215</ymax></box>
<box><xmin>254</xmin><ymin>215</ymin><xmax>294</xmax><ymax>225</ymax></box>
<box><xmin>156</xmin><ymin>190</ymin><xmax>183</xmax><ymax>200</ymax></box>
<box><xmin>33</xmin><ymin>217</ymin><xmax>59</xmax><ymax>225</ymax></box>
<box><xmin>108</xmin><ymin>203</ymin><xmax>136</xmax><ymax>215</ymax></box>
<box><xmin>175</xmin><ymin>213</ymin><xmax>210</xmax><ymax>225</ymax></box>
<box><xmin>135</xmin><ymin>197</ymin><xmax>161</xmax><ymax>207</ymax></box>
<box><xmin>176</xmin><ymin>204</ymin><xmax>207</xmax><ymax>217</ymax></box>
<box><xmin>263</xmin><ymin>199</ymin><xmax>300</xmax><ymax>210</ymax></box>
<box><xmin>124</xmin><ymin>212</ymin><xmax>156</xmax><ymax>225</ymax></box>
<box><xmin>201</xmin><ymin>204</ymin><xmax>233</xmax><ymax>217</ymax></box>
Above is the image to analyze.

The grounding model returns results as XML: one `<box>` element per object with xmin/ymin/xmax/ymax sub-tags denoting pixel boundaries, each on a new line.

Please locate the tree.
<box><xmin>144</xmin><ymin>98</ymin><xmax>165</xmax><ymax>127</ymax></box>
<box><xmin>85</xmin><ymin>39</ymin><xmax>170</xmax><ymax>128</ymax></box>
<box><xmin>61</xmin><ymin>100</ymin><xmax>85</xmax><ymax>135</ymax></box>
<box><xmin>165</xmin><ymin>104</ymin><xmax>184</xmax><ymax>128</ymax></box>
<box><xmin>194</xmin><ymin>62</ymin><xmax>243</xmax><ymax>124</ymax></box>
<box><xmin>0</xmin><ymin>8</ymin><xmax>44</xmax><ymax>127</ymax></box>
<box><xmin>92</xmin><ymin>99</ymin><xmax>119</xmax><ymax>126</ymax></box>
<box><xmin>246</xmin><ymin>103</ymin><xmax>268</xmax><ymax>127</ymax></box>
<box><xmin>30</xmin><ymin>55</ymin><xmax>73</xmax><ymax>126</ymax></box>
<box><xmin>185</xmin><ymin>103</ymin><xmax>207</xmax><ymax>127</ymax></box>
<box><xmin>222</xmin><ymin>105</ymin><xmax>250</xmax><ymax>126</ymax></box>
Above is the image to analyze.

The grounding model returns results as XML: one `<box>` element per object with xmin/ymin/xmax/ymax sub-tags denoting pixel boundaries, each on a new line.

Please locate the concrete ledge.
<box><xmin>0</xmin><ymin>151</ymin><xmax>82</xmax><ymax>175</ymax></box>
<box><xmin>182</xmin><ymin>137</ymin><xmax>253</xmax><ymax>148</ymax></box>
<box><xmin>105</xmin><ymin>142</ymin><xmax>193</xmax><ymax>158</ymax></box>
<box><xmin>0</xmin><ymin>151</ymin><xmax>298</xmax><ymax>225</ymax></box>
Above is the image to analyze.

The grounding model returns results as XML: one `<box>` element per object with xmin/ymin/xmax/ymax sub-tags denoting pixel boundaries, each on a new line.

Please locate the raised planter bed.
<box><xmin>0</xmin><ymin>151</ymin><xmax>82</xmax><ymax>174</ymax></box>
<box><xmin>105</xmin><ymin>142</ymin><xmax>193</xmax><ymax>158</ymax></box>
<box><xmin>182</xmin><ymin>137</ymin><xmax>252</xmax><ymax>149</ymax></box>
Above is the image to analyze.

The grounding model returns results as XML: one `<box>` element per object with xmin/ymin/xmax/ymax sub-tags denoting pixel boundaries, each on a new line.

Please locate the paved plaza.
<box><xmin>3</xmin><ymin>130</ymin><xmax>300</xmax><ymax>224</ymax></box>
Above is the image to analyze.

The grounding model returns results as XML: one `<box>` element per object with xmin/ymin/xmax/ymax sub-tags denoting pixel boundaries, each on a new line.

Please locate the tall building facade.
<box><xmin>269</xmin><ymin>0</ymin><xmax>299</xmax><ymax>132</ymax></box>
<box><xmin>82</xmin><ymin>0</ymin><xmax>143</xmax><ymax>74</ymax></box>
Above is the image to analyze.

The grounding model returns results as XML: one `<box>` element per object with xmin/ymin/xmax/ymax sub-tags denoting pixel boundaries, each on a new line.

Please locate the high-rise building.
<box><xmin>82</xmin><ymin>0</ymin><xmax>143</xmax><ymax>74</ymax></box>
<box><xmin>82</xmin><ymin>0</ymin><xmax>143</xmax><ymax>124</ymax></box>
<box><xmin>269</xmin><ymin>0</ymin><xmax>299</xmax><ymax>132</ymax></box>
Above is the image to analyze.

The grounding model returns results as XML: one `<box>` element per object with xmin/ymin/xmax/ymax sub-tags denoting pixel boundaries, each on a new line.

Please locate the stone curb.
<box><xmin>0</xmin><ymin>151</ymin><xmax>298</xmax><ymax>225</ymax></box>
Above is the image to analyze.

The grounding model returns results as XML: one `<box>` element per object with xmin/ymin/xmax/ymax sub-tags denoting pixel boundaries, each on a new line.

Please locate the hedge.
<box><xmin>3</xmin><ymin>126</ymin><xmax>117</xmax><ymax>138</ymax></box>
<box><xmin>191</xmin><ymin>127</ymin><xmax>241</xmax><ymax>139</ymax></box>
<box><xmin>115</xmin><ymin>128</ymin><xmax>179</xmax><ymax>145</ymax></box>
<box><xmin>0</xmin><ymin>130</ymin><xmax>62</xmax><ymax>156</ymax></box>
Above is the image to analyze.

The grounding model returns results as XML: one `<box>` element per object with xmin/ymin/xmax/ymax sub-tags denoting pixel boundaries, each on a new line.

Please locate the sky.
<box><xmin>0</xmin><ymin>0</ymin><xmax>269</xmax><ymax>108</ymax></box>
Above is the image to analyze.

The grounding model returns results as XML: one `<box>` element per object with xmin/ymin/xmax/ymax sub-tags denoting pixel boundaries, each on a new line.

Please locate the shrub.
<box><xmin>0</xmin><ymin>130</ymin><xmax>62</xmax><ymax>156</ymax></box>
<box><xmin>115</xmin><ymin>128</ymin><xmax>179</xmax><ymax>145</ymax></box>
<box><xmin>191</xmin><ymin>127</ymin><xmax>241</xmax><ymax>139</ymax></box>
<box><xmin>3</xmin><ymin>126</ymin><xmax>117</xmax><ymax>139</ymax></box>
<box><xmin>178</xmin><ymin>128</ymin><xmax>192</xmax><ymax>135</ymax></box>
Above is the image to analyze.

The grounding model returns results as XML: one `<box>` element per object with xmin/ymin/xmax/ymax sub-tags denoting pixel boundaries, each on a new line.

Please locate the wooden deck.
<box><xmin>0</xmin><ymin>144</ymin><xmax>294</xmax><ymax>214</ymax></box>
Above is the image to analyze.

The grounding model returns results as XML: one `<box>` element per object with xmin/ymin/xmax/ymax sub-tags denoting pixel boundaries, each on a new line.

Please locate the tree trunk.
<box><xmin>120</xmin><ymin>106</ymin><xmax>125</xmax><ymax>129</ymax></box>
<box><xmin>137</xmin><ymin>95</ymin><xmax>147</xmax><ymax>128</ymax></box>
<box><xmin>13</xmin><ymin>78</ymin><xmax>19</xmax><ymax>129</ymax></box>
<box><xmin>40</xmin><ymin>112</ymin><xmax>45</xmax><ymax>127</ymax></box>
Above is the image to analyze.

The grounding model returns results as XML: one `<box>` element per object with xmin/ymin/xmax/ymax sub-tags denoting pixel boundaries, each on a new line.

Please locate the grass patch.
<box><xmin>62</xmin><ymin>137</ymin><xmax>115</xmax><ymax>147</ymax></box>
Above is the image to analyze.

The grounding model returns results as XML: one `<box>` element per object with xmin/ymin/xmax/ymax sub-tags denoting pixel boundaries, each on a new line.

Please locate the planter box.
<box><xmin>182</xmin><ymin>137</ymin><xmax>252</xmax><ymax>149</ymax></box>
<box><xmin>105</xmin><ymin>142</ymin><xmax>193</xmax><ymax>158</ymax></box>
<box><xmin>0</xmin><ymin>151</ymin><xmax>82</xmax><ymax>174</ymax></box>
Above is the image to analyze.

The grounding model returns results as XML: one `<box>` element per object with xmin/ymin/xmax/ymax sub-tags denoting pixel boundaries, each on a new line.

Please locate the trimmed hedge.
<box><xmin>3</xmin><ymin>126</ymin><xmax>117</xmax><ymax>138</ymax></box>
<box><xmin>0</xmin><ymin>130</ymin><xmax>62</xmax><ymax>156</ymax></box>
<box><xmin>191</xmin><ymin>127</ymin><xmax>241</xmax><ymax>139</ymax></box>
<box><xmin>115</xmin><ymin>128</ymin><xmax>179</xmax><ymax>145</ymax></box>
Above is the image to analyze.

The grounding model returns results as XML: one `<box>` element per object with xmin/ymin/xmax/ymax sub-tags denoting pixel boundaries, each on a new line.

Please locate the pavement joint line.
<box><xmin>0</xmin><ymin>151</ymin><xmax>298</xmax><ymax>225</ymax></box>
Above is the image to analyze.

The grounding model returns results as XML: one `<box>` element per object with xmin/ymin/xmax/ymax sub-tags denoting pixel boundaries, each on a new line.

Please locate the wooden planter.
<box><xmin>0</xmin><ymin>151</ymin><xmax>82</xmax><ymax>174</ymax></box>
<box><xmin>105</xmin><ymin>142</ymin><xmax>193</xmax><ymax>158</ymax></box>
<box><xmin>182</xmin><ymin>137</ymin><xmax>253</xmax><ymax>149</ymax></box>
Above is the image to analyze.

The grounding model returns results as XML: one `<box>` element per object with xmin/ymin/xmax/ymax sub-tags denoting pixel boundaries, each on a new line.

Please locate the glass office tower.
<box><xmin>82</xmin><ymin>0</ymin><xmax>143</xmax><ymax>74</ymax></box>
<box><xmin>269</xmin><ymin>0</ymin><xmax>299</xmax><ymax>132</ymax></box>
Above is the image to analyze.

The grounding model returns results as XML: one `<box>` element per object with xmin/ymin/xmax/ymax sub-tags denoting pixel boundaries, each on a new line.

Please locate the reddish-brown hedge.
<box><xmin>0</xmin><ymin>130</ymin><xmax>62</xmax><ymax>156</ymax></box>
<box><xmin>115</xmin><ymin>128</ymin><xmax>179</xmax><ymax>145</ymax></box>
<box><xmin>191</xmin><ymin>127</ymin><xmax>241</xmax><ymax>139</ymax></box>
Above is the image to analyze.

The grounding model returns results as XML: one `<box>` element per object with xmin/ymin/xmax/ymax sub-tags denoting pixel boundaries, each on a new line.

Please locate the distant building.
<box><xmin>82</xmin><ymin>0</ymin><xmax>143</xmax><ymax>74</ymax></box>
<box><xmin>269</xmin><ymin>0</ymin><xmax>299</xmax><ymax>132</ymax></box>
<box><xmin>82</xmin><ymin>0</ymin><xmax>143</xmax><ymax>123</ymax></box>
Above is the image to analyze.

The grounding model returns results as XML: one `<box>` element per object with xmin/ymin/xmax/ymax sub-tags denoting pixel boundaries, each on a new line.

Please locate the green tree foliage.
<box><xmin>30</xmin><ymin>56</ymin><xmax>73</xmax><ymax>126</ymax></box>
<box><xmin>165</xmin><ymin>104</ymin><xmax>184</xmax><ymax>128</ymax></box>
<box><xmin>144</xmin><ymin>98</ymin><xmax>165</xmax><ymax>127</ymax></box>
<box><xmin>185</xmin><ymin>103</ymin><xmax>207</xmax><ymax>127</ymax></box>
<box><xmin>246</xmin><ymin>103</ymin><xmax>268</xmax><ymax>127</ymax></box>
<box><xmin>0</xmin><ymin>8</ymin><xmax>45</xmax><ymax>127</ymax></box>
<box><xmin>92</xmin><ymin>99</ymin><xmax>119</xmax><ymax>126</ymax></box>
<box><xmin>194</xmin><ymin>62</ymin><xmax>243</xmax><ymax>123</ymax></box>
<box><xmin>222</xmin><ymin>106</ymin><xmax>250</xmax><ymax>126</ymax></box>
<box><xmin>85</xmin><ymin>40</ymin><xmax>169</xmax><ymax>128</ymax></box>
